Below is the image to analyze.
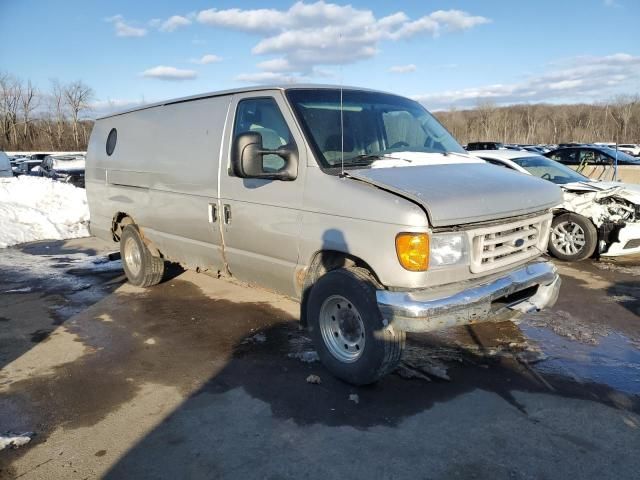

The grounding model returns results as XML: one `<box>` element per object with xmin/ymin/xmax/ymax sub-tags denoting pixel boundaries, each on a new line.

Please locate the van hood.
<box><xmin>348</xmin><ymin>160</ymin><xmax>562</xmax><ymax>227</ymax></box>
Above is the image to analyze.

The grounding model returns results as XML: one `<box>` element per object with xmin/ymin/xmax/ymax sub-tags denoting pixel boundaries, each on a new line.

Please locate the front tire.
<box><xmin>548</xmin><ymin>213</ymin><xmax>597</xmax><ymax>261</ymax></box>
<box><xmin>307</xmin><ymin>267</ymin><xmax>405</xmax><ymax>385</ymax></box>
<box><xmin>120</xmin><ymin>224</ymin><xmax>165</xmax><ymax>287</ymax></box>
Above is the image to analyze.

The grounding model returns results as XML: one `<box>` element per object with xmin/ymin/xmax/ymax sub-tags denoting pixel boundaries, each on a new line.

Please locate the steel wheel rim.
<box><xmin>552</xmin><ymin>221</ymin><xmax>586</xmax><ymax>255</ymax></box>
<box><xmin>319</xmin><ymin>295</ymin><xmax>365</xmax><ymax>363</ymax></box>
<box><xmin>124</xmin><ymin>236</ymin><xmax>142</xmax><ymax>277</ymax></box>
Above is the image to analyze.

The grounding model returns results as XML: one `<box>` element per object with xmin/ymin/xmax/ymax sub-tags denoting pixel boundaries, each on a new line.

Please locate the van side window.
<box><xmin>233</xmin><ymin>98</ymin><xmax>293</xmax><ymax>173</ymax></box>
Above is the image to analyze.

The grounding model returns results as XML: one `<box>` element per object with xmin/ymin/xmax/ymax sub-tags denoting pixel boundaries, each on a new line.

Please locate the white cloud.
<box><xmin>389</xmin><ymin>64</ymin><xmax>417</xmax><ymax>74</ymax></box>
<box><xmin>603</xmin><ymin>0</ymin><xmax>620</xmax><ymax>7</ymax></box>
<box><xmin>159</xmin><ymin>15</ymin><xmax>192</xmax><ymax>32</ymax></box>
<box><xmin>194</xmin><ymin>2</ymin><xmax>489</xmax><ymax>82</ymax></box>
<box><xmin>106</xmin><ymin>14</ymin><xmax>147</xmax><ymax>37</ymax></box>
<box><xmin>235</xmin><ymin>72</ymin><xmax>310</xmax><ymax>85</ymax></box>
<box><xmin>257</xmin><ymin>58</ymin><xmax>295</xmax><ymax>72</ymax></box>
<box><xmin>197</xmin><ymin>7</ymin><xmax>289</xmax><ymax>32</ymax></box>
<box><xmin>413</xmin><ymin>53</ymin><xmax>640</xmax><ymax>110</ymax></box>
<box><xmin>90</xmin><ymin>99</ymin><xmax>148</xmax><ymax>117</ymax></box>
<box><xmin>141</xmin><ymin>66</ymin><xmax>197</xmax><ymax>81</ymax></box>
<box><xmin>190</xmin><ymin>54</ymin><xmax>223</xmax><ymax>65</ymax></box>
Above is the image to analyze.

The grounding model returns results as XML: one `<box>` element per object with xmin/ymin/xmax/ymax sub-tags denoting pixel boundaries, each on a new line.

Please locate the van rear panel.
<box><xmin>86</xmin><ymin>95</ymin><xmax>232</xmax><ymax>270</ymax></box>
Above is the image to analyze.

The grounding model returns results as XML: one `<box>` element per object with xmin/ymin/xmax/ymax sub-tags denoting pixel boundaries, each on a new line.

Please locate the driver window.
<box><xmin>234</xmin><ymin>98</ymin><xmax>292</xmax><ymax>172</ymax></box>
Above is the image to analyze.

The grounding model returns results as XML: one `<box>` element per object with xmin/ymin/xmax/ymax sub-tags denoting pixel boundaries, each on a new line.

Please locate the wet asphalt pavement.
<box><xmin>0</xmin><ymin>237</ymin><xmax>638</xmax><ymax>479</ymax></box>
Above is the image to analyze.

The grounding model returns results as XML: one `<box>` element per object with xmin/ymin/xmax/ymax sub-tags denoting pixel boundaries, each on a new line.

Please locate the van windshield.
<box><xmin>286</xmin><ymin>89</ymin><xmax>465</xmax><ymax>169</ymax></box>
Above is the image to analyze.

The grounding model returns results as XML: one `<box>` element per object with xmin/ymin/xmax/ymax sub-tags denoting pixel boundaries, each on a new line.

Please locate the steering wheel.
<box><xmin>390</xmin><ymin>141</ymin><xmax>410</xmax><ymax>149</ymax></box>
<box><xmin>541</xmin><ymin>173</ymin><xmax>552</xmax><ymax>180</ymax></box>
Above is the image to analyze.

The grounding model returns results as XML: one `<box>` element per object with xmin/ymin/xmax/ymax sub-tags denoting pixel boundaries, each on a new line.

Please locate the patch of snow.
<box><xmin>288</xmin><ymin>350</ymin><xmax>320</xmax><ymax>363</ymax></box>
<box><xmin>241</xmin><ymin>332</ymin><xmax>267</xmax><ymax>344</ymax></box>
<box><xmin>0</xmin><ymin>433</ymin><xmax>33</xmax><ymax>450</ymax></box>
<box><xmin>0</xmin><ymin>176</ymin><xmax>89</xmax><ymax>248</ymax></box>
<box><xmin>305</xmin><ymin>374</ymin><xmax>321</xmax><ymax>384</ymax></box>
<box><xmin>2</xmin><ymin>286</ymin><xmax>32</xmax><ymax>293</ymax></box>
<box><xmin>370</xmin><ymin>151</ymin><xmax>483</xmax><ymax>168</ymax></box>
<box><xmin>0</xmin><ymin>249</ymin><xmax>122</xmax><ymax>293</ymax></box>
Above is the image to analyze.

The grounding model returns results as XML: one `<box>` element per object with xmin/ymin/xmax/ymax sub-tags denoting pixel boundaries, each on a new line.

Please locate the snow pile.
<box><xmin>0</xmin><ymin>176</ymin><xmax>90</xmax><ymax>248</ymax></box>
<box><xmin>0</xmin><ymin>433</ymin><xmax>33</xmax><ymax>450</ymax></box>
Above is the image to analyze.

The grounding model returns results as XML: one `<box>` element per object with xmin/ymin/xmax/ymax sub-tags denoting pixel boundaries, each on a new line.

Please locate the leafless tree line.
<box><xmin>0</xmin><ymin>72</ymin><xmax>94</xmax><ymax>151</ymax></box>
<box><xmin>435</xmin><ymin>96</ymin><xmax>640</xmax><ymax>145</ymax></box>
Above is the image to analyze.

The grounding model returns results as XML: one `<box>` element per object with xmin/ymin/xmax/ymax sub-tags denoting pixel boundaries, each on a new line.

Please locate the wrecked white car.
<box><xmin>472</xmin><ymin>150</ymin><xmax>640</xmax><ymax>261</ymax></box>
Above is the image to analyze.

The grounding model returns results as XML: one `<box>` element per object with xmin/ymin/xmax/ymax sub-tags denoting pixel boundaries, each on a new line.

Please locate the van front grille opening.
<box><xmin>470</xmin><ymin>214</ymin><xmax>551</xmax><ymax>274</ymax></box>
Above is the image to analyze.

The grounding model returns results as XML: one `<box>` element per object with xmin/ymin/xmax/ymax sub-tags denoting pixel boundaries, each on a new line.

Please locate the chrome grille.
<box><xmin>469</xmin><ymin>214</ymin><xmax>551</xmax><ymax>274</ymax></box>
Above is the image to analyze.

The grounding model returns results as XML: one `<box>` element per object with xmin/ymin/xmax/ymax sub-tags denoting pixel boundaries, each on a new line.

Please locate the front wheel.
<box><xmin>548</xmin><ymin>213</ymin><xmax>597</xmax><ymax>261</ymax></box>
<box><xmin>307</xmin><ymin>267</ymin><xmax>405</xmax><ymax>385</ymax></box>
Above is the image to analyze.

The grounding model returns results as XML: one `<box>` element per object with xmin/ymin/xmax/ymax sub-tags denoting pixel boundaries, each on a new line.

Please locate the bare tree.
<box><xmin>20</xmin><ymin>80</ymin><xmax>38</xmax><ymax>148</ymax></box>
<box><xmin>0</xmin><ymin>73</ymin><xmax>22</xmax><ymax>148</ymax></box>
<box><xmin>50</xmin><ymin>79</ymin><xmax>67</xmax><ymax>149</ymax></box>
<box><xmin>63</xmin><ymin>80</ymin><xmax>93</xmax><ymax>149</ymax></box>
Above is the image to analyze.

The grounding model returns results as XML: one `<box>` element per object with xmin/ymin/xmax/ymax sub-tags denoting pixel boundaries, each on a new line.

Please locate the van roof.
<box><xmin>97</xmin><ymin>84</ymin><xmax>389</xmax><ymax>120</ymax></box>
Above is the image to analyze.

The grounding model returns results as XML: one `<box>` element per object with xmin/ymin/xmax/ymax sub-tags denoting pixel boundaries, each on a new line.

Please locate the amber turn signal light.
<box><xmin>395</xmin><ymin>233</ymin><xmax>429</xmax><ymax>271</ymax></box>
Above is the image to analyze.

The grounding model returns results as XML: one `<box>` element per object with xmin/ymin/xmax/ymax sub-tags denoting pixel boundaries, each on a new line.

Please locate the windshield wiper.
<box><xmin>348</xmin><ymin>154</ymin><xmax>385</xmax><ymax>163</ymax></box>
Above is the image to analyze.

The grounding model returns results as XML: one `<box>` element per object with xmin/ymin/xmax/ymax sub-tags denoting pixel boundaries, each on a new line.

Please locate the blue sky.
<box><xmin>1</xmin><ymin>0</ymin><xmax>638</xmax><ymax>114</ymax></box>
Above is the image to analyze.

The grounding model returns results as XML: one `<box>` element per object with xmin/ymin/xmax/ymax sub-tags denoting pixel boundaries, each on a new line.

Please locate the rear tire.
<box><xmin>307</xmin><ymin>267</ymin><xmax>405</xmax><ymax>385</ymax></box>
<box><xmin>120</xmin><ymin>225</ymin><xmax>165</xmax><ymax>287</ymax></box>
<box><xmin>548</xmin><ymin>213</ymin><xmax>597</xmax><ymax>261</ymax></box>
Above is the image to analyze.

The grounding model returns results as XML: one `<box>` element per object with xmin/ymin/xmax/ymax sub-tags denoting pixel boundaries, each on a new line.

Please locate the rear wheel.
<box><xmin>307</xmin><ymin>267</ymin><xmax>405</xmax><ymax>385</ymax></box>
<box><xmin>548</xmin><ymin>213</ymin><xmax>597</xmax><ymax>261</ymax></box>
<box><xmin>120</xmin><ymin>224</ymin><xmax>165</xmax><ymax>287</ymax></box>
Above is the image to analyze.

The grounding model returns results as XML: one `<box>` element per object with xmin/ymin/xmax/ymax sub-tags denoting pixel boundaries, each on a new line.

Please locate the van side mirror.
<box><xmin>231</xmin><ymin>132</ymin><xmax>298</xmax><ymax>181</ymax></box>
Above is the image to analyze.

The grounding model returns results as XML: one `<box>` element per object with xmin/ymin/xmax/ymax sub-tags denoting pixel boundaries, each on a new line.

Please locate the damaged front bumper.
<box><xmin>377</xmin><ymin>260</ymin><xmax>560</xmax><ymax>333</ymax></box>
<box><xmin>600</xmin><ymin>222</ymin><xmax>640</xmax><ymax>257</ymax></box>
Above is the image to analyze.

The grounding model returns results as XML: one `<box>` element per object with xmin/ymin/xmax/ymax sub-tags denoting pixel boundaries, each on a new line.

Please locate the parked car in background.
<box><xmin>546</xmin><ymin>146</ymin><xmax>640</xmax><ymax>167</ymax></box>
<box><xmin>40</xmin><ymin>155</ymin><xmax>86</xmax><ymax>187</ymax></box>
<box><xmin>472</xmin><ymin>149</ymin><xmax>640</xmax><ymax>261</ymax></box>
<box><xmin>465</xmin><ymin>141</ymin><xmax>505</xmax><ymax>151</ymax></box>
<box><xmin>28</xmin><ymin>153</ymin><xmax>51</xmax><ymax>161</ymax></box>
<box><xmin>0</xmin><ymin>151</ymin><xmax>12</xmax><ymax>178</ymax></box>
<box><xmin>87</xmin><ymin>85</ymin><xmax>562</xmax><ymax>385</ymax></box>
<box><xmin>557</xmin><ymin>143</ymin><xmax>586</xmax><ymax>148</ymax></box>
<box><xmin>12</xmin><ymin>159</ymin><xmax>43</xmax><ymax>176</ymax></box>
<box><xmin>523</xmin><ymin>145</ymin><xmax>551</xmax><ymax>154</ymax></box>
<box><xmin>617</xmin><ymin>144</ymin><xmax>640</xmax><ymax>157</ymax></box>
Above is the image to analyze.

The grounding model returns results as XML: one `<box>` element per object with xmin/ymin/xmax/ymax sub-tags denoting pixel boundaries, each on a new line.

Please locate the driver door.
<box><xmin>218</xmin><ymin>92</ymin><xmax>307</xmax><ymax>297</ymax></box>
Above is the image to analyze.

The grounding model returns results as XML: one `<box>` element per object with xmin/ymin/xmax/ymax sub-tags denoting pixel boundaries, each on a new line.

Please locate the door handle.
<box><xmin>208</xmin><ymin>203</ymin><xmax>217</xmax><ymax>223</ymax></box>
<box><xmin>223</xmin><ymin>204</ymin><xmax>231</xmax><ymax>225</ymax></box>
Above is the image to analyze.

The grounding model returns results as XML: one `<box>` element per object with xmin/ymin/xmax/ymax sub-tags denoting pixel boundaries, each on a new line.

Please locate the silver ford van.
<box><xmin>86</xmin><ymin>85</ymin><xmax>562</xmax><ymax>384</ymax></box>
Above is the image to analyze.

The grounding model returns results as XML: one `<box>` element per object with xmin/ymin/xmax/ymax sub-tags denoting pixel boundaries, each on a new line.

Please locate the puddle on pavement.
<box><xmin>522</xmin><ymin>325</ymin><xmax>640</xmax><ymax>395</ymax></box>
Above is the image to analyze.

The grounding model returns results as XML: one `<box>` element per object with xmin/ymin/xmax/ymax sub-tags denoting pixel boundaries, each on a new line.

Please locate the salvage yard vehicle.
<box><xmin>472</xmin><ymin>150</ymin><xmax>640</xmax><ymax>260</ymax></box>
<box><xmin>465</xmin><ymin>141</ymin><xmax>505</xmax><ymax>151</ymax></box>
<box><xmin>12</xmin><ymin>159</ymin><xmax>43</xmax><ymax>176</ymax></box>
<box><xmin>0</xmin><ymin>151</ymin><xmax>12</xmax><ymax>178</ymax></box>
<box><xmin>40</xmin><ymin>154</ymin><xmax>86</xmax><ymax>188</ymax></box>
<box><xmin>546</xmin><ymin>146</ymin><xmax>640</xmax><ymax>167</ymax></box>
<box><xmin>617</xmin><ymin>144</ymin><xmax>640</xmax><ymax>157</ymax></box>
<box><xmin>87</xmin><ymin>85</ymin><xmax>562</xmax><ymax>385</ymax></box>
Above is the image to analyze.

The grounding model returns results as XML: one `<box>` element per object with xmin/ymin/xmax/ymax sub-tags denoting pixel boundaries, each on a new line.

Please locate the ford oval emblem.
<box><xmin>514</xmin><ymin>238</ymin><xmax>525</xmax><ymax>248</ymax></box>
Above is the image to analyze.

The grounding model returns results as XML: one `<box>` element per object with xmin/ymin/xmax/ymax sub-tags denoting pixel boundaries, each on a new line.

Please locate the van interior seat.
<box><xmin>324</xmin><ymin>134</ymin><xmax>355</xmax><ymax>165</ymax></box>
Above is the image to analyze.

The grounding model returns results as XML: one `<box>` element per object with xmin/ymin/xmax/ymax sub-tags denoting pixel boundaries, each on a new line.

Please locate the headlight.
<box><xmin>429</xmin><ymin>233</ymin><xmax>467</xmax><ymax>268</ymax></box>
